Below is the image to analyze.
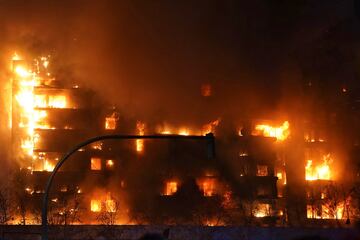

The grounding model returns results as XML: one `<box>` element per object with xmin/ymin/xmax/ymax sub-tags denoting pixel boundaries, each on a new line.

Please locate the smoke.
<box><xmin>0</xmin><ymin>0</ymin><xmax>357</xmax><ymax>222</ymax></box>
<box><xmin>0</xmin><ymin>1</ymin><xmax>354</xmax><ymax>122</ymax></box>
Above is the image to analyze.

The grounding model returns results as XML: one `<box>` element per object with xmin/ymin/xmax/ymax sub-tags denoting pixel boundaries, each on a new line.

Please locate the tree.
<box><xmin>0</xmin><ymin>186</ymin><xmax>13</xmax><ymax>224</ymax></box>
<box><xmin>48</xmin><ymin>193</ymin><xmax>83</xmax><ymax>225</ymax></box>
<box><xmin>96</xmin><ymin>197</ymin><xmax>123</xmax><ymax>240</ymax></box>
<box><xmin>12</xmin><ymin>168</ymin><xmax>31</xmax><ymax>225</ymax></box>
<box><xmin>96</xmin><ymin>198</ymin><xmax>120</xmax><ymax>226</ymax></box>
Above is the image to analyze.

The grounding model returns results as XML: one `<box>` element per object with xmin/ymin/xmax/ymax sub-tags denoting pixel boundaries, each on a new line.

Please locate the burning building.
<box><xmin>6</xmin><ymin>52</ymin><xmax>359</xmax><ymax>226</ymax></box>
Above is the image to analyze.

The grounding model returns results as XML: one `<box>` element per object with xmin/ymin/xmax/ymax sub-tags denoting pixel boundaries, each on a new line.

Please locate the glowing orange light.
<box><xmin>253</xmin><ymin>121</ymin><xmax>290</xmax><ymax>141</ymax></box>
<box><xmin>12</xmin><ymin>52</ymin><xmax>21</xmax><ymax>61</ymax></box>
<box><xmin>105</xmin><ymin>112</ymin><xmax>118</xmax><ymax>130</ymax></box>
<box><xmin>14</xmin><ymin>66</ymin><xmax>31</xmax><ymax>78</ymax></box>
<box><xmin>106</xmin><ymin>199</ymin><xmax>116</xmax><ymax>212</ymax></box>
<box><xmin>136</xmin><ymin>121</ymin><xmax>145</xmax><ymax>153</ymax></box>
<box><xmin>91</xmin><ymin>157</ymin><xmax>102</xmax><ymax>170</ymax></box>
<box><xmin>307</xmin><ymin>203</ymin><xmax>344</xmax><ymax>219</ymax></box>
<box><xmin>91</xmin><ymin>200</ymin><xmax>101</xmax><ymax>212</ymax></box>
<box><xmin>202</xmin><ymin>118</ymin><xmax>220</xmax><ymax>135</ymax></box>
<box><xmin>178</xmin><ymin>128</ymin><xmax>190</xmax><ymax>136</ymax></box>
<box><xmin>253</xmin><ymin>203</ymin><xmax>271</xmax><ymax>217</ymax></box>
<box><xmin>164</xmin><ymin>181</ymin><xmax>178</xmax><ymax>196</ymax></box>
<box><xmin>43</xmin><ymin>160</ymin><xmax>54</xmax><ymax>172</ymax></box>
<box><xmin>106</xmin><ymin>159</ymin><xmax>114</xmax><ymax>168</ymax></box>
<box><xmin>305</xmin><ymin>154</ymin><xmax>332</xmax><ymax>181</ymax></box>
<box><xmin>198</xmin><ymin>178</ymin><xmax>216</xmax><ymax>197</ymax></box>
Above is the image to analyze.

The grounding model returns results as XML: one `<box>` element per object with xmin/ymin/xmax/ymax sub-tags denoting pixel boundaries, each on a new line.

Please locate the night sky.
<box><xmin>0</xmin><ymin>0</ymin><xmax>357</xmax><ymax>124</ymax></box>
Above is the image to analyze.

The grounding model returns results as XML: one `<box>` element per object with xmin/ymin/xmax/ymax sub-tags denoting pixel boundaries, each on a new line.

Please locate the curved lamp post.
<box><xmin>41</xmin><ymin>133</ymin><xmax>215</xmax><ymax>240</ymax></box>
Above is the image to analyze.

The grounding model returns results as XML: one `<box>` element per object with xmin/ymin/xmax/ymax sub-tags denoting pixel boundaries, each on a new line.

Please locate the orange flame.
<box><xmin>202</xmin><ymin>118</ymin><xmax>220</xmax><ymax>135</ymax></box>
<box><xmin>136</xmin><ymin>121</ymin><xmax>145</xmax><ymax>153</ymax></box>
<box><xmin>305</xmin><ymin>154</ymin><xmax>332</xmax><ymax>181</ymax></box>
<box><xmin>164</xmin><ymin>181</ymin><xmax>178</xmax><ymax>196</ymax></box>
<box><xmin>253</xmin><ymin>203</ymin><xmax>271</xmax><ymax>217</ymax></box>
<box><xmin>198</xmin><ymin>178</ymin><xmax>216</xmax><ymax>197</ymax></box>
<box><xmin>90</xmin><ymin>200</ymin><xmax>101</xmax><ymax>212</ymax></box>
<box><xmin>105</xmin><ymin>112</ymin><xmax>118</xmax><ymax>130</ymax></box>
<box><xmin>254</xmin><ymin>121</ymin><xmax>290</xmax><ymax>141</ymax></box>
<box><xmin>11</xmin><ymin>54</ymin><xmax>70</xmax><ymax>170</ymax></box>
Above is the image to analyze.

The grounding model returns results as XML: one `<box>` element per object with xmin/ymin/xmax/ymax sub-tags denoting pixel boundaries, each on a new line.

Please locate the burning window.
<box><xmin>90</xmin><ymin>200</ymin><xmax>101</xmax><ymax>212</ymax></box>
<box><xmin>304</xmin><ymin>129</ymin><xmax>326</xmax><ymax>143</ymax></box>
<box><xmin>48</xmin><ymin>95</ymin><xmax>66</xmax><ymax>108</ymax></box>
<box><xmin>276</xmin><ymin>169</ymin><xmax>286</xmax><ymax>197</ymax></box>
<box><xmin>34</xmin><ymin>95</ymin><xmax>47</xmax><ymax>108</ymax></box>
<box><xmin>105</xmin><ymin>112</ymin><xmax>119</xmax><ymax>130</ymax></box>
<box><xmin>105</xmin><ymin>117</ymin><xmax>116</xmax><ymax>130</ymax></box>
<box><xmin>304</xmin><ymin>131</ymin><xmax>315</xmax><ymax>142</ymax></box>
<box><xmin>43</xmin><ymin>160</ymin><xmax>55</xmax><ymax>172</ymax></box>
<box><xmin>106</xmin><ymin>159</ymin><xmax>114</xmax><ymax>169</ymax></box>
<box><xmin>305</xmin><ymin>154</ymin><xmax>332</xmax><ymax>181</ymax></box>
<box><xmin>253</xmin><ymin>203</ymin><xmax>271</xmax><ymax>217</ymax></box>
<box><xmin>106</xmin><ymin>199</ymin><xmax>116</xmax><ymax>212</ymax></box>
<box><xmin>252</xmin><ymin>121</ymin><xmax>290</xmax><ymax>141</ymax></box>
<box><xmin>136</xmin><ymin>121</ymin><xmax>145</xmax><ymax>153</ymax></box>
<box><xmin>275</xmin><ymin>168</ymin><xmax>287</xmax><ymax>185</ymax></box>
<box><xmin>197</xmin><ymin>178</ymin><xmax>216</xmax><ymax>197</ymax></box>
<box><xmin>306</xmin><ymin>205</ymin><xmax>322</xmax><ymax>219</ymax></box>
<box><xmin>256</xmin><ymin>165</ymin><xmax>268</xmax><ymax>176</ymax></box>
<box><xmin>34</xmin><ymin>94</ymin><xmax>67</xmax><ymax>108</ymax></box>
<box><xmin>91</xmin><ymin>157</ymin><xmax>102</xmax><ymax>170</ymax></box>
<box><xmin>307</xmin><ymin>203</ymin><xmax>344</xmax><ymax>219</ymax></box>
<box><xmin>33</xmin><ymin>152</ymin><xmax>60</xmax><ymax>171</ymax></box>
<box><xmin>164</xmin><ymin>181</ymin><xmax>178</xmax><ymax>196</ymax></box>
<box><xmin>34</xmin><ymin>110</ymin><xmax>48</xmax><ymax>129</ymax></box>
<box><xmin>321</xmin><ymin>204</ymin><xmax>344</xmax><ymax>219</ymax></box>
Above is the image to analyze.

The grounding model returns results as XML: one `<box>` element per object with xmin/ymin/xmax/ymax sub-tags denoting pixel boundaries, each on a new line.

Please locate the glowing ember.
<box><xmin>305</xmin><ymin>154</ymin><xmax>332</xmax><ymax>181</ymax></box>
<box><xmin>253</xmin><ymin>121</ymin><xmax>290</xmax><ymax>141</ymax></box>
